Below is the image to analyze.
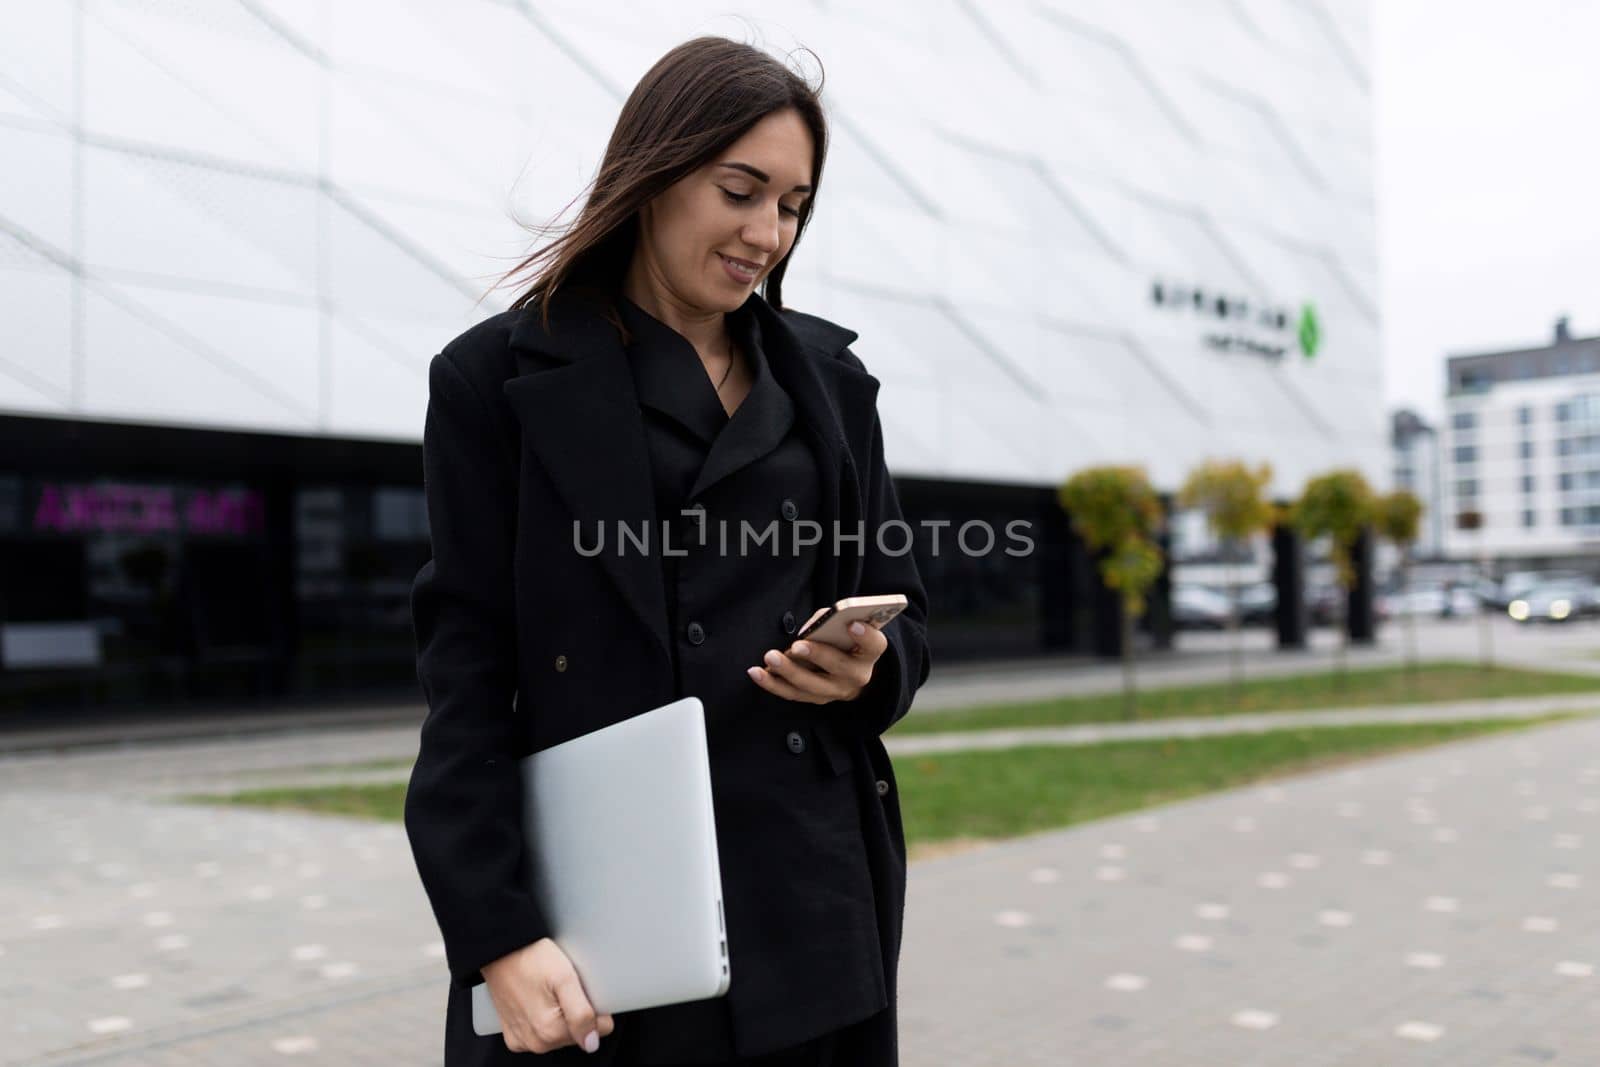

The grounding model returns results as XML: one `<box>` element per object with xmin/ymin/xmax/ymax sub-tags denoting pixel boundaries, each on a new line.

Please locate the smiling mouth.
<box><xmin>719</xmin><ymin>253</ymin><xmax>762</xmax><ymax>275</ymax></box>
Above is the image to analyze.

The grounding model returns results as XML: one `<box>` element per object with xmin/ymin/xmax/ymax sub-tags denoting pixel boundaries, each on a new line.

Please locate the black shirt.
<box><xmin>612</xmin><ymin>293</ymin><xmax>886</xmax><ymax>1062</ymax></box>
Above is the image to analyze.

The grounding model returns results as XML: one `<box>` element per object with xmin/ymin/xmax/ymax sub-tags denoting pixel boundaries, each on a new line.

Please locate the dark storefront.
<box><xmin>0</xmin><ymin>415</ymin><xmax>429</xmax><ymax>716</ymax></box>
<box><xmin>1</xmin><ymin>413</ymin><xmax>1162</xmax><ymax>719</ymax></box>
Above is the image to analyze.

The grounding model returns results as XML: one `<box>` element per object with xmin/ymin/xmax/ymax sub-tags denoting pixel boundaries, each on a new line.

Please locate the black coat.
<box><xmin>612</xmin><ymin>290</ymin><xmax>886</xmax><ymax>1062</ymax></box>
<box><xmin>404</xmin><ymin>286</ymin><xmax>932</xmax><ymax>1066</ymax></box>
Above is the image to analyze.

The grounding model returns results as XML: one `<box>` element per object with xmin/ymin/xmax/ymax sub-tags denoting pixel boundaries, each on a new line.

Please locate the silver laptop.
<box><xmin>471</xmin><ymin>695</ymin><xmax>730</xmax><ymax>1037</ymax></box>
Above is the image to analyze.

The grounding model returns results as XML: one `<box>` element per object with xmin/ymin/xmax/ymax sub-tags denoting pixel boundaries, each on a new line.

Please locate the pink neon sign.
<box><xmin>33</xmin><ymin>484</ymin><xmax>265</xmax><ymax>537</ymax></box>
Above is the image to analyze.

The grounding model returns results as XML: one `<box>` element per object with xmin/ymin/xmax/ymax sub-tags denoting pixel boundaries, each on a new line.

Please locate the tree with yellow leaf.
<box><xmin>1178</xmin><ymin>460</ymin><xmax>1275</xmax><ymax>703</ymax></box>
<box><xmin>1059</xmin><ymin>466</ymin><xmax>1165</xmax><ymax>720</ymax></box>
<box><xmin>1373</xmin><ymin>490</ymin><xmax>1424</xmax><ymax>678</ymax></box>
<box><xmin>1291</xmin><ymin>469</ymin><xmax>1375</xmax><ymax>687</ymax></box>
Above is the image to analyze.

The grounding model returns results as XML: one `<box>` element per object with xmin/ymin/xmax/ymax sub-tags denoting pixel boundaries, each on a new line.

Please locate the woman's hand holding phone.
<box><xmin>480</xmin><ymin>938</ymin><xmax>614</xmax><ymax>1055</ymax></box>
<box><xmin>746</xmin><ymin>618</ymin><xmax>888</xmax><ymax>705</ymax></box>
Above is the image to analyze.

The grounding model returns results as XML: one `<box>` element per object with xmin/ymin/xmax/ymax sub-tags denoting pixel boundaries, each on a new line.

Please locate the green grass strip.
<box><xmin>186</xmin><ymin>713</ymin><xmax>1580</xmax><ymax>852</ymax></box>
<box><xmin>890</xmin><ymin>661</ymin><xmax>1600</xmax><ymax>736</ymax></box>
<box><xmin>893</xmin><ymin>713</ymin><xmax>1578</xmax><ymax>847</ymax></box>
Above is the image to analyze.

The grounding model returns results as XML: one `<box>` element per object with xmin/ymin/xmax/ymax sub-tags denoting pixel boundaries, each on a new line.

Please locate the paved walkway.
<box><xmin>895</xmin><ymin>713</ymin><xmax>1600</xmax><ymax>1066</ymax></box>
<box><xmin>6</xmin><ymin>618</ymin><xmax>1600</xmax><ymax>1064</ymax></box>
<box><xmin>5</xmin><ymin>710</ymin><xmax>1599</xmax><ymax>1065</ymax></box>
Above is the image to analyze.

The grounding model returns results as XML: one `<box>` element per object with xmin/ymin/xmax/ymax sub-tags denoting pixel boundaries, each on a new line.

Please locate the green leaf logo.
<box><xmin>1298</xmin><ymin>302</ymin><xmax>1321</xmax><ymax>359</ymax></box>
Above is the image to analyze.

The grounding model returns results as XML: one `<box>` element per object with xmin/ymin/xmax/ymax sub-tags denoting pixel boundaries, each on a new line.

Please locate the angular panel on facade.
<box><xmin>0</xmin><ymin>247</ymin><xmax>73</xmax><ymax>403</ymax></box>
<box><xmin>0</xmin><ymin>2</ymin><xmax>74</xmax><ymax>120</ymax></box>
<box><xmin>327</xmin><ymin>317</ymin><xmax>430</xmax><ymax>441</ymax></box>
<box><xmin>82</xmin><ymin>284</ymin><xmax>316</xmax><ymax>432</ymax></box>
<box><xmin>0</xmin><ymin>124</ymin><xmax>74</xmax><ymax>255</ymax></box>
<box><xmin>82</xmin><ymin>146</ymin><xmax>318</xmax><ymax>295</ymax></box>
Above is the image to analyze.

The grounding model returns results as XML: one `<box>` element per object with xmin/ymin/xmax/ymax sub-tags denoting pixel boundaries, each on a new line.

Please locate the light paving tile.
<box><xmin>270</xmin><ymin>1035</ymin><xmax>320</xmax><ymax>1055</ymax></box>
<box><xmin>1395</xmin><ymin>1021</ymin><xmax>1444</xmax><ymax>1042</ymax></box>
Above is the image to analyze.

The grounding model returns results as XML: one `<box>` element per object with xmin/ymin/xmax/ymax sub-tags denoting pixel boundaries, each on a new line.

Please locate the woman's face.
<box><xmin>634</xmin><ymin>107</ymin><xmax>815</xmax><ymax>313</ymax></box>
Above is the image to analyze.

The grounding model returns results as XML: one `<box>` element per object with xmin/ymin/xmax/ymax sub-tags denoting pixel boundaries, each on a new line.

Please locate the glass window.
<box><xmin>1522</xmin><ymin>475</ymin><xmax>1536</xmax><ymax>493</ymax></box>
<box><xmin>294</xmin><ymin>486</ymin><xmax>432</xmax><ymax>691</ymax></box>
<box><xmin>1520</xmin><ymin>441</ymin><xmax>1534</xmax><ymax>459</ymax></box>
<box><xmin>1453</xmin><ymin>445</ymin><xmax>1478</xmax><ymax>464</ymax></box>
<box><xmin>7</xmin><ymin>478</ymin><xmax>273</xmax><ymax>690</ymax></box>
<box><xmin>1519</xmin><ymin>406</ymin><xmax>1532</xmax><ymax>425</ymax></box>
<box><xmin>1523</xmin><ymin>509</ymin><xmax>1536</xmax><ymax>528</ymax></box>
<box><xmin>1451</xmin><ymin>411</ymin><xmax>1477</xmax><ymax>431</ymax></box>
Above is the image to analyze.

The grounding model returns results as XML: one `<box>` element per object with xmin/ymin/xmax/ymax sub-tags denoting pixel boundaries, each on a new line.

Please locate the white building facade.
<box><xmin>1442</xmin><ymin>320</ymin><xmax>1600</xmax><ymax>566</ymax></box>
<box><xmin>0</xmin><ymin>0</ymin><xmax>1380</xmax><ymax>704</ymax></box>
<box><xmin>1392</xmin><ymin>408</ymin><xmax>1443</xmax><ymax>558</ymax></box>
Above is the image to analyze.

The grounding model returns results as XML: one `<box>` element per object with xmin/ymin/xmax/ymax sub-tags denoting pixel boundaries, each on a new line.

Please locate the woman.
<box><xmin>404</xmin><ymin>35</ymin><xmax>931</xmax><ymax>1067</ymax></box>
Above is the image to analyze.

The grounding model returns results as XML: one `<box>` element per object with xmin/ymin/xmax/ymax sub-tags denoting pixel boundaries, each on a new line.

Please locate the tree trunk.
<box><xmin>1402</xmin><ymin>556</ymin><xmax>1418</xmax><ymax>683</ymax></box>
<box><xmin>1477</xmin><ymin>572</ymin><xmax>1495</xmax><ymax>671</ymax></box>
<box><xmin>1334</xmin><ymin>545</ymin><xmax>1349</xmax><ymax>690</ymax></box>
<box><xmin>1228</xmin><ymin>558</ymin><xmax>1244</xmax><ymax>709</ymax></box>
<box><xmin>1121</xmin><ymin>600</ymin><xmax>1138</xmax><ymax>721</ymax></box>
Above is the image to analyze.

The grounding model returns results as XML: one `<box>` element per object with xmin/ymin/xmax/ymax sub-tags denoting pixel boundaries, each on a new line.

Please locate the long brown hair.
<box><xmin>491</xmin><ymin>36</ymin><xmax>829</xmax><ymax>340</ymax></box>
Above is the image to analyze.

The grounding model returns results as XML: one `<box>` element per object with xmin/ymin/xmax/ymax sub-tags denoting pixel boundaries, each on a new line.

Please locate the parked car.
<box><xmin>1467</xmin><ymin>575</ymin><xmax>1501</xmax><ymax>608</ymax></box>
<box><xmin>1445</xmin><ymin>585</ymin><xmax>1482</xmax><ymax>616</ymax></box>
<box><xmin>1494</xmin><ymin>570</ymin><xmax>1591</xmax><ymax>610</ymax></box>
<box><xmin>1378</xmin><ymin>582</ymin><xmax>1481</xmax><ymax>620</ymax></box>
<box><xmin>1237</xmin><ymin>581</ymin><xmax>1277</xmax><ymax>626</ymax></box>
<box><xmin>1506</xmin><ymin>583</ymin><xmax>1596</xmax><ymax>624</ymax></box>
<box><xmin>1379</xmin><ymin>584</ymin><xmax>1445</xmax><ymax>618</ymax></box>
<box><xmin>1172</xmin><ymin>584</ymin><xmax>1233</xmax><ymax>629</ymax></box>
<box><xmin>1307</xmin><ymin>584</ymin><xmax>1342</xmax><ymax>626</ymax></box>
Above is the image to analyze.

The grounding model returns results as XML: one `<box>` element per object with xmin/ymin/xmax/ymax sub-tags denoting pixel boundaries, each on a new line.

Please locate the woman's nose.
<box><xmin>745</xmin><ymin>215</ymin><xmax>781</xmax><ymax>253</ymax></box>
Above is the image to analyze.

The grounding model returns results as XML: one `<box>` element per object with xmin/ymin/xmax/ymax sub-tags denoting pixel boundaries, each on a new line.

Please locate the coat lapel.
<box><xmin>754</xmin><ymin>297</ymin><xmax>879</xmax><ymax>610</ymax></box>
<box><xmin>500</xmin><ymin>286</ymin><xmax>879</xmax><ymax>662</ymax></box>
<box><xmin>686</xmin><ymin>304</ymin><xmax>795</xmax><ymax>501</ymax></box>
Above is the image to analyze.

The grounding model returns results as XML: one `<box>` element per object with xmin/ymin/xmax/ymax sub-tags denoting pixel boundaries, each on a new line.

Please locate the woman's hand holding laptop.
<box><xmin>481</xmin><ymin>938</ymin><xmax>614</xmax><ymax>1054</ymax></box>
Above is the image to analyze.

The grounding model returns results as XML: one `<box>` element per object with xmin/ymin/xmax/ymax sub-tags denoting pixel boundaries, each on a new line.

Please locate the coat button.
<box><xmin>780</xmin><ymin>498</ymin><xmax>799</xmax><ymax>521</ymax></box>
<box><xmin>785</xmin><ymin>730</ymin><xmax>806</xmax><ymax>755</ymax></box>
<box><xmin>554</xmin><ymin>654</ymin><xmax>568</xmax><ymax>672</ymax></box>
<box><xmin>781</xmin><ymin>610</ymin><xmax>796</xmax><ymax>634</ymax></box>
<box><xmin>876</xmin><ymin>778</ymin><xmax>890</xmax><ymax>796</ymax></box>
<box><xmin>686</xmin><ymin>621</ymin><xmax>706</xmax><ymax>645</ymax></box>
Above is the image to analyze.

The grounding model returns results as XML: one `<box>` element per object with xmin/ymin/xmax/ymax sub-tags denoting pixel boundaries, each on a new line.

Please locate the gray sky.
<box><xmin>1376</xmin><ymin>0</ymin><xmax>1600</xmax><ymax>423</ymax></box>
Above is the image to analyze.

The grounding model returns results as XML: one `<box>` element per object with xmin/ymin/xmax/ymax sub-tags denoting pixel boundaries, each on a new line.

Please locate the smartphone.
<box><xmin>795</xmin><ymin>594</ymin><xmax>908</xmax><ymax>651</ymax></box>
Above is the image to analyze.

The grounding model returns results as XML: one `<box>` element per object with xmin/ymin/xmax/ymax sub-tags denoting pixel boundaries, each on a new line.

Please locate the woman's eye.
<box><xmin>722</xmin><ymin>188</ymin><xmax>802</xmax><ymax>219</ymax></box>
